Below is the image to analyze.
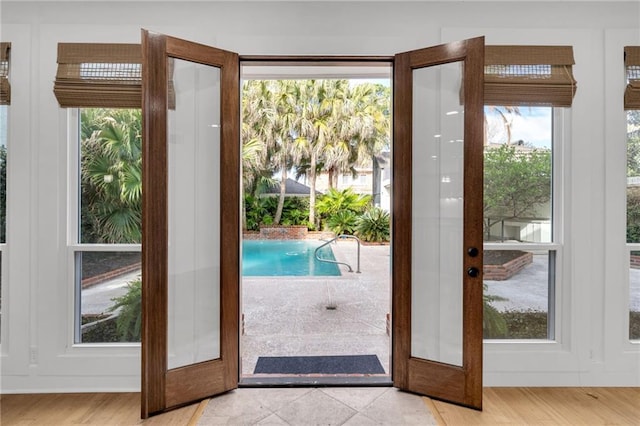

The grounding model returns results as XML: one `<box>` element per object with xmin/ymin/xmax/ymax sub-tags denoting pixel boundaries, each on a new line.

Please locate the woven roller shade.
<box><xmin>54</xmin><ymin>43</ymin><xmax>174</xmax><ymax>109</ymax></box>
<box><xmin>625</xmin><ymin>46</ymin><xmax>640</xmax><ymax>110</ymax></box>
<box><xmin>1</xmin><ymin>42</ymin><xmax>11</xmax><ymax>105</ymax></box>
<box><xmin>485</xmin><ymin>45</ymin><xmax>577</xmax><ymax>107</ymax></box>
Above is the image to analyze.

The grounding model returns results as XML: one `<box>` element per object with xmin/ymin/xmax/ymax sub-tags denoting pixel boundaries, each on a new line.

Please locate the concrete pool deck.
<box><xmin>241</xmin><ymin>241</ymin><xmax>392</xmax><ymax>377</ymax></box>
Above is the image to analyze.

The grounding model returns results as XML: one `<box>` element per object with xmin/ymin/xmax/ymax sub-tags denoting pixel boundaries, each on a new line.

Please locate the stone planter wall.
<box><xmin>483</xmin><ymin>251</ymin><xmax>533</xmax><ymax>281</ymax></box>
<box><xmin>243</xmin><ymin>227</ymin><xmax>334</xmax><ymax>240</ymax></box>
<box><xmin>260</xmin><ymin>225</ymin><xmax>308</xmax><ymax>239</ymax></box>
<box><xmin>81</xmin><ymin>262</ymin><xmax>141</xmax><ymax>289</ymax></box>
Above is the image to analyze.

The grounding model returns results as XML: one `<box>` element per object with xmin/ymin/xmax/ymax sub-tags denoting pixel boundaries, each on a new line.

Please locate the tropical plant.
<box><xmin>243</xmin><ymin>195</ymin><xmax>272</xmax><ymax>231</ymax></box>
<box><xmin>316</xmin><ymin>188</ymin><xmax>370</xmax><ymax>217</ymax></box>
<box><xmin>326</xmin><ymin>210</ymin><xmax>358</xmax><ymax>235</ymax></box>
<box><xmin>316</xmin><ymin>187</ymin><xmax>371</xmax><ymax>234</ymax></box>
<box><xmin>483</xmin><ymin>284</ymin><xmax>508</xmax><ymax>338</ymax></box>
<box><xmin>484</xmin><ymin>106</ymin><xmax>521</xmax><ymax>145</ymax></box>
<box><xmin>279</xmin><ymin>197</ymin><xmax>310</xmax><ymax>226</ymax></box>
<box><xmin>355</xmin><ymin>207</ymin><xmax>390</xmax><ymax>242</ymax></box>
<box><xmin>241</xmin><ymin>79</ymin><xmax>390</xmax><ymax>229</ymax></box>
<box><xmin>627</xmin><ymin>187</ymin><xmax>640</xmax><ymax>243</ymax></box>
<box><xmin>80</xmin><ymin>108</ymin><xmax>142</xmax><ymax>243</ymax></box>
<box><xmin>108</xmin><ymin>278</ymin><xmax>142</xmax><ymax>342</ymax></box>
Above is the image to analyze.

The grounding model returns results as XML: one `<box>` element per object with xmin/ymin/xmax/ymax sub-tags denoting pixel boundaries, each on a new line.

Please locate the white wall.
<box><xmin>1</xmin><ymin>1</ymin><xmax>639</xmax><ymax>392</ymax></box>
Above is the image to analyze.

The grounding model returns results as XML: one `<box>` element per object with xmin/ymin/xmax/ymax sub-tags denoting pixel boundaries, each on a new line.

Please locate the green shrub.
<box><xmin>244</xmin><ymin>194</ymin><xmax>309</xmax><ymax>230</ymax></box>
<box><xmin>355</xmin><ymin>207</ymin><xmax>390</xmax><ymax>242</ymax></box>
<box><xmin>327</xmin><ymin>210</ymin><xmax>358</xmax><ymax>235</ymax></box>
<box><xmin>627</xmin><ymin>187</ymin><xmax>640</xmax><ymax>242</ymax></box>
<box><xmin>317</xmin><ymin>188</ymin><xmax>371</xmax><ymax>231</ymax></box>
<box><xmin>109</xmin><ymin>278</ymin><xmax>142</xmax><ymax>342</ymax></box>
<box><xmin>483</xmin><ymin>286</ymin><xmax>508</xmax><ymax>338</ymax></box>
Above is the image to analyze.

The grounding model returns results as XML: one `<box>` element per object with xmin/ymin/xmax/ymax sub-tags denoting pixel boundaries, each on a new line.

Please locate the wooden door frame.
<box><xmin>391</xmin><ymin>37</ymin><xmax>485</xmax><ymax>409</ymax></box>
<box><xmin>141</xmin><ymin>30</ymin><xmax>240</xmax><ymax>418</ymax></box>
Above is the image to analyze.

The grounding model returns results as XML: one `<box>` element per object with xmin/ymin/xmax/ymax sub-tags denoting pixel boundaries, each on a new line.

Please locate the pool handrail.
<box><xmin>314</xmin><ymin>234</ymin><xmax>361</xmax><ymax>273</ymax></box>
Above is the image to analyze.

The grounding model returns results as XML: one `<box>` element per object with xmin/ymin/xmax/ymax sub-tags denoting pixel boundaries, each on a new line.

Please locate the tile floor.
<box><xmin>197</xmin><ymin>387</ymin><xmax>437</xmax><ymax>425</ymax></box>
<box><xmin>222</xmin><ymin>243</ymin><xmax>434</xmax><ymax>425</ymax></box>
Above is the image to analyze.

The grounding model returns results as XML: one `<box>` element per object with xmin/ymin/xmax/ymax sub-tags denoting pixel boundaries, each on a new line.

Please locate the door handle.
<box><xmin>467</xmin><ymin>267</ymin><xmax>480</xmax><ymax>278</ymax></box>
<box><xmin>467</xmin><ymin>247</ymin><xmax>479</xmax><ymax>257</ymax></box>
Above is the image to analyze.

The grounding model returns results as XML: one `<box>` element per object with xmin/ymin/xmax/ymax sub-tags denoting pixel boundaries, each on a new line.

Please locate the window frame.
<box><xmin>483</xmin><ymin>107</ymin><xmax>566</xmax><ymax>342</ymax></box>
<box><xmin>67</xmin><ymin>108</ymin><xmax>141</xmax><ymax>347</ymax></box>
<box><xmin>625</xmin><ymin>110</ymin><xmax>640</xmax><ymax>343</ymax></box>
<box><xmin>0</xmin><ymin>105</ymin><xmax>7</xmax><ymax>345</ymax></box>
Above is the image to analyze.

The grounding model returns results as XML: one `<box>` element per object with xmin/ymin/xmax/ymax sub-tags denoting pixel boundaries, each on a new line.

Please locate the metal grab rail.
<box><xmin>314</xmin><ymin>234</ymin><xmax>361</xmax><ymax>273</ymax></box>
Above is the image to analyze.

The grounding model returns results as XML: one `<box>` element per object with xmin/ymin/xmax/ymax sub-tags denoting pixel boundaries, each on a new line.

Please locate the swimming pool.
<box><xmin>242</xmin><ymin>240</ymin><xmax>341</xmax><ymax>276</ymax></box>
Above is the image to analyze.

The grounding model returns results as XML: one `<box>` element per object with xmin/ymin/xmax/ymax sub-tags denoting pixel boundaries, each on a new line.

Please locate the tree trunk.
<box><xmin>309</xmin><ymin>153</ymin><xmax>317</xmax><ymax>228</ymax></box>
<box><xmin>274</xmin><ymin>166</ymin><xmax>287</xmax><ymax>224</ymax></box>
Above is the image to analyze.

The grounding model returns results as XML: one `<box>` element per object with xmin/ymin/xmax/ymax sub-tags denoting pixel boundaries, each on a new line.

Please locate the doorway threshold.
<box><xmin>240</xmin><ymin>375</ymin><xmax>393</xmax><ymax>388</ymax></box>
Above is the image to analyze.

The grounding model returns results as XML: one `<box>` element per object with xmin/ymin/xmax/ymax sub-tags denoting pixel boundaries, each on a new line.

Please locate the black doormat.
<box><xmin>253</xmin><ymin>355</ymin><xmax>385</xmax><ymax>375</ymax></box>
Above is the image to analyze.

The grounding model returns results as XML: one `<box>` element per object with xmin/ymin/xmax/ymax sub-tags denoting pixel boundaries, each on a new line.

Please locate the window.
<box><xmin>626</xmin><ymin>110</ymin><xmax>640</xmax><ymax>341</ymax></box>
<box><xmin>625</xmin><ymin>47</ymin><xmax>640</xmax><ymax>342</ymax></box>
<box><xmin>481</xmin><ymin>45</ymin><xmax>574</xmax><ymax>341</ymax></box>
<box><xmin>0</xmin><ymin>42</ymin><xmax>10</xmax><ymax>342</ymax></box>
<box><xmin>70</xmin><ymin>108</ymin><xmax>141</xmax><ymax>343</ymax></box>
<box><xmin>483</xmin><ymin>106</ymin><xmax>561</xmax><ymax>340</ymax></box>
<box><xmin>53</xmin><ymin>43</ymin><xmax>146</xmax><ymax>344</ymax></box>
<box><xmin>0</xmin><ymin>105</ymin><xmax>6</xmax><ymax>341</ymax></box>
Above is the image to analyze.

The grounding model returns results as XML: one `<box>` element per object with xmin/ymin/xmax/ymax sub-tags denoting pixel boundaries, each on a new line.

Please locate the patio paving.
<box><xmin>241</xmin><ymin>241</ymin><xmax>392</xmax><ymax>377</ymax></box>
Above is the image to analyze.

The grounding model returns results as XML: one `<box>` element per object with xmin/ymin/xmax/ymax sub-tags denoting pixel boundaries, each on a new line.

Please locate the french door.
<box><xmin>140</xmin><ymin>30</ymin><xmax>240</xmax><ymax>418</ymax></box>
<box><xmin>141</xmin><ymin>31</ymin><xmax>484</xmax><ymax>417</ymax></box>
<box><xmin>392</xmin><ymin>37</ymin><xmax>485</xmax><ymax>409</ymax></box>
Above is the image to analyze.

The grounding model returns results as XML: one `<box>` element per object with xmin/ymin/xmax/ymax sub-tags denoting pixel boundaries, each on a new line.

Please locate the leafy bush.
<box><xmin>109</xmin><ymin>278</ymin><xmax>142</xmax><ymax>342</ymax></box>
<box><xmin>316</xmin><ymin>188</ymin><xmax>371</xmax><ymax>231</ymax></box>
<box><xmin>327</xmin><ymin>210</ymin><xmax>358</xmax><ymax>235</ymax></box>
<box><xmin>355</xmin><ymin>207</ymin><xmax>390</xmax><ymax>242</ymax></box>
<box><xmin>243</xmin><ymin>194</ymin><xmax>309</xmax><ymax>230</ymax></box>
<box><xmin>80</xmin><ymin>109</ymin><xmax>142</xmax><ymax>243</ymax></box>
<box><xmin>627</xmin><ymin>187</ymin><xmax>640</xmax><ymax>243</ymax></box>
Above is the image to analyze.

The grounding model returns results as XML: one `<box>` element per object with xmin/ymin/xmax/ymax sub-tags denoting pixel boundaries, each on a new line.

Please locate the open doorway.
<box><xmin>238</xmin><ymin>61</ymin><xmax>393</xmax><ymax>384</ymax></box>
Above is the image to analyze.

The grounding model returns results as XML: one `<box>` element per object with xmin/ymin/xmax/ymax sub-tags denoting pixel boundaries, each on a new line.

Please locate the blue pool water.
<box><xmin>242</xmin><ymin>240</ymin><xmax>341</xmax><ymax>276</ymax></box>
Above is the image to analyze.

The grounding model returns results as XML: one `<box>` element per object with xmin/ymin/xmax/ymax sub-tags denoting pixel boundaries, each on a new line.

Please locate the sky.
<box><xmin>349</xmin><ymin>79</ymin><xmax>553</xmax><ymax>150</ymax></box>
<box><xmin>484</xmin><ymin>106</ymin><xmax>552</xmax><ymax>149</ymax></box>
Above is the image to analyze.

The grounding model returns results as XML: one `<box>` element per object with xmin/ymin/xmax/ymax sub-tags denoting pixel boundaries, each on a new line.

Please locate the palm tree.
<box><xmin>241</xmin><ymin>79</ymin><xmax>391</xmax><ymax>230</ymax></box>
<box><xmin>80</xmin><ymin>108</ymin><xmax>142</xmax><ymax>243</ymax></box>
<box><xmin>271</xmin><ymin>80</ymin><xmax>300</xmax><ymax>224</ymax></box>
<box><xmin>485</xmin><ymin>106</ymin><xmax>521</xmax><ymax>145</ymax></box>
<box><xmin>290</xmin><ymin>79</ymin><xmax>337</xmax><ymax>227</ymax></box>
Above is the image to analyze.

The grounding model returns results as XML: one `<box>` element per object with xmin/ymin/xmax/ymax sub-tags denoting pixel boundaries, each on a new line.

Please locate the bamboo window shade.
<box><xmin>625</xmin><ymin>46</ymin><xmax>640</xmax><ymax>110</ymax></box>
<box><xmin>53</xmin><ymin>43</ymin><xmax>175</xmax><ymax>108</ymax></box>
<box><xmin>1</xmin><ymin>42</ymin><xmax>10</xmax><ymax>105</ymax></box>
<box><xmin>485</xmin><ymin>45</ymin><xmax>577</xmax><ymax>107</ymax></box>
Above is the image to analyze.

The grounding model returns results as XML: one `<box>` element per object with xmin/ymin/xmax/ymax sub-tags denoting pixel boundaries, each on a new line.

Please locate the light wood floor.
<box><xmin>1</xmin><ymin>387</ymin><xmax>638</xmax><ymax>425</ymax></box>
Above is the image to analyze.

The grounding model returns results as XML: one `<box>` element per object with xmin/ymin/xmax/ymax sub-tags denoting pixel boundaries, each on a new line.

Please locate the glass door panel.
<box><xmin>167</xmin><ymin>59</ymin><xmax>222</xmax><ymax>369</ymax></box>
<box><xmin>411</xmin><ymin>62</ymin><xmax>464</xmax><ymax>367</ymax></box>
<box><xmin>393</xmin><ymin>37</ymin><xmax>484</xmax><ymax>410</ymax></box>
<box><xmin>141</xmin><ymin>30</ymin><xmax>240</xmax><ymax>418</ymax></box>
